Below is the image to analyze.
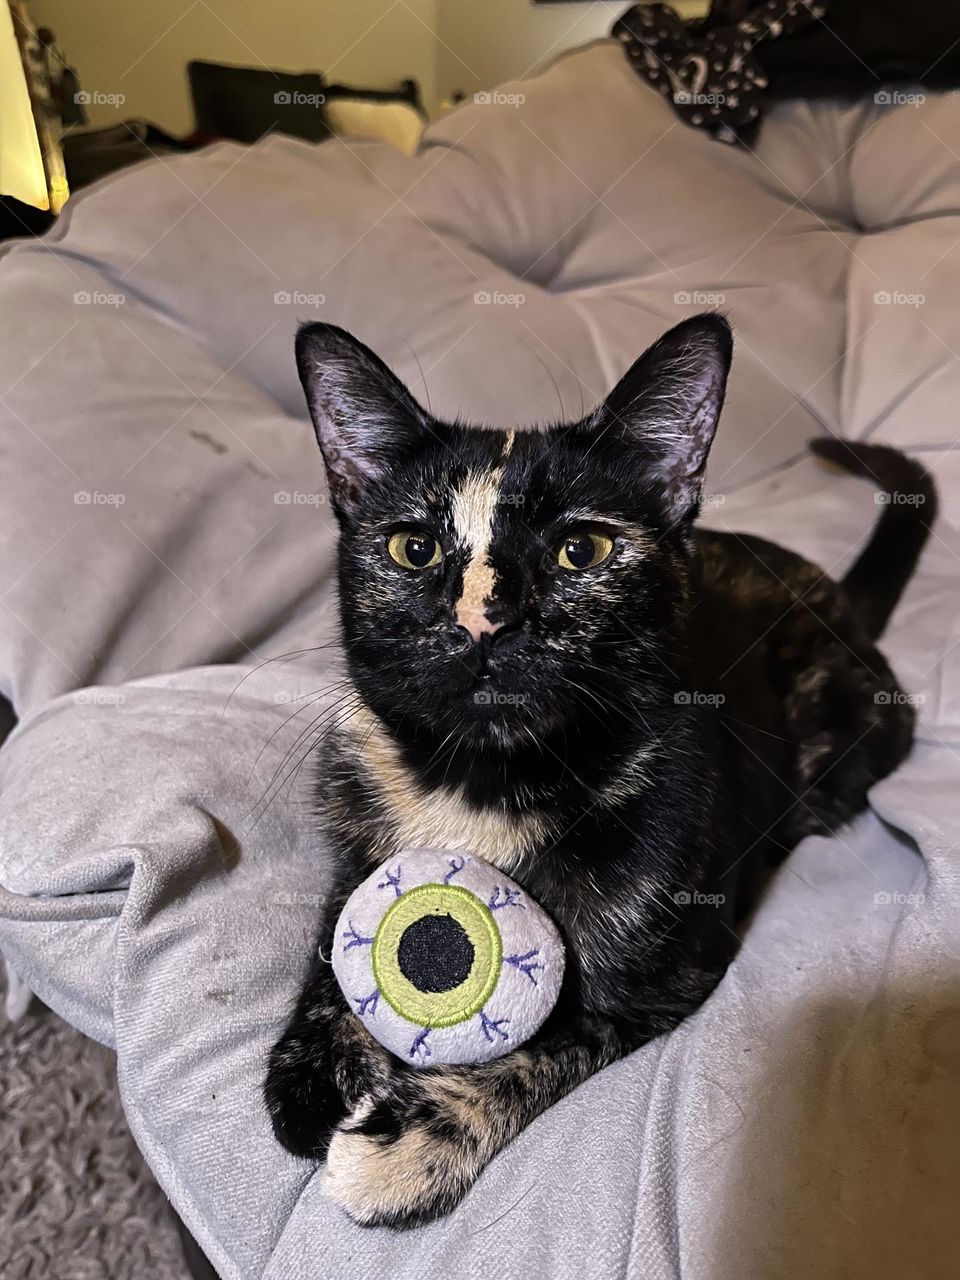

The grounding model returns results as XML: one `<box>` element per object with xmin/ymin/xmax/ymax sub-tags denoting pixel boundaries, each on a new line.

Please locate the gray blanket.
<box><xmin>1</xmin><ymin>40</ymin><xmax>958</xmax><ymax>1280</ymax></box>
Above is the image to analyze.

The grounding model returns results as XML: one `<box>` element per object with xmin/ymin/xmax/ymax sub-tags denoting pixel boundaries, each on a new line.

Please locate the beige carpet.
<box><xmin>0</xmin><ymin>968</ymin><xmax>190</xmax><ymax>1280</ymax></box>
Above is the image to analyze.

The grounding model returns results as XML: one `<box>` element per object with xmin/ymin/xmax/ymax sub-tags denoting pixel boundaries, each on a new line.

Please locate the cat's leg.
<box><xmin>782</xmin><ymin>639</ymin><xmax>915</xmax><ymax>840</ymax></box>
<box><xmin>265</xmin><ymin>959</ymin><xmax>395</xmax><ymax>1160</ymax></box>
<box><xmin>322</xmin><ymin>1014</ymin><xmax>634</xmax><ymax>1228</ymax></box>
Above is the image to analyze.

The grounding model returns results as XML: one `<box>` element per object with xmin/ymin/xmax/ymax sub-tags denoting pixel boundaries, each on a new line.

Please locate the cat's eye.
<box><xmin>555</xmin><ymin>529</ymin><xmax>615</xmax><ymax>572</ymax></box>
<box><xmin>387</xmin><ymin>529</ymin><xmax>443</xmax><ymax>570</ymax></box>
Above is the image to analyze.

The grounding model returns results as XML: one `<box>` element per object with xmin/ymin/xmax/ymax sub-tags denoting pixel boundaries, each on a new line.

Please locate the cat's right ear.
<box><xmin>295</xmin><ymin>323</ymin><xmax>431</xmax><ymax>520</ymax></box>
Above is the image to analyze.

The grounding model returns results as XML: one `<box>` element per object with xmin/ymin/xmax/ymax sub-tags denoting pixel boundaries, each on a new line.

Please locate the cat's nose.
<box><xmin>456</xmin><ymin>610</ymin><xmax>504</xmax><ymax>645</ymax></box>
<box><xmin>456</xmin><ymin>603</ymin><xmax>524</xmax><ymax>649</ymax></box>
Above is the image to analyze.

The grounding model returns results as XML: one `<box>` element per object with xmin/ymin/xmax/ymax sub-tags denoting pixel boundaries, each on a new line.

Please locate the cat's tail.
<box><xmin>809</xmin><ymin>437</ymin><xmax>937</xmax><ymax>640</ymax></box>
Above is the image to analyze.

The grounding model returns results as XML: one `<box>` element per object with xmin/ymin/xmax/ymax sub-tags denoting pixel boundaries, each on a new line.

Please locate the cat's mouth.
<box><xmin>442</xmin><ymin>669</ymin><xmax>569</xmax><ymax>747</ymax></box>
<box><xmin>464</xmin><ymin>674</ymin><xmax>530</xmax><ymax>716</ymax></box>
<box><xmin>443</xmin><ymin>637</ymin><xmax>536</xmax><ymax>718</ymax></box>
<box><xmin>356</xmin><ymin>639</ymin><xmax>574</xmax><ymax>748</ymax></box>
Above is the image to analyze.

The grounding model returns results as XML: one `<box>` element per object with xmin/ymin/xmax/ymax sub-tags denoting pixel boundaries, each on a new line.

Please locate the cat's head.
<box><xmin>296</xmin><ymin>316</ymin><xmax>731</xmax><ymax>758</ymax></box>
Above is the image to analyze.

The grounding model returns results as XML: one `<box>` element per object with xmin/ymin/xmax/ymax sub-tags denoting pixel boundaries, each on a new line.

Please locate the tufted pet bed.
<box><xmin>0</xmin><ymin>39</ymin><xmax>958</xmax><ymax>1280</ymax></box>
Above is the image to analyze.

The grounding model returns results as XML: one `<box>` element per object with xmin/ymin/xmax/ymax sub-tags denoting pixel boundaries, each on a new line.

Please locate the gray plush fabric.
<box><xmin>1</xmin><ymin>39</ymin><xmax>959</xmax><ymax>1280</ymax></box>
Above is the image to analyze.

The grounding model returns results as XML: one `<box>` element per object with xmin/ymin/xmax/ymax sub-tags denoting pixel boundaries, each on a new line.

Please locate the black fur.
<box><xmin>265</xmin><ymin>316</ymin><xmax>934</xmax><ymax>1227</ymax></box>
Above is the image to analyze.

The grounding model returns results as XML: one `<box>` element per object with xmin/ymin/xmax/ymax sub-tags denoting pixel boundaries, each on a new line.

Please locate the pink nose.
<box><xmin>457</xmin><ymin>610</ymin><xmax>503</xmax><ymax>644</ymax></box>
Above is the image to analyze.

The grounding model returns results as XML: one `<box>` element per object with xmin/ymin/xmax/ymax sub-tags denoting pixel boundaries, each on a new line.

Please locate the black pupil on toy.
<box><xmin>398</xmin><ymin>913</ymin><xmax>474</xmax><ymax>993</ymax></box>
<box><xmin>405</xmin><ymin>534</ymin><xmax>435</xmax><ymax>567</ymax></box>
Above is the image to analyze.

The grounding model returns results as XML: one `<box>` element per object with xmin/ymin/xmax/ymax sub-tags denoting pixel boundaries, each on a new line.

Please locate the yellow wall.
<box><xmin>437</xmin><ymin>1</ymin><xmax>625</xmax><ymax>100</ymax></box>
<box><xmin>28</xmin><ymin>1</ymin><xmax>709</xmax><ymax>133</ymax></box>
<box><xmin>435</xmin><ymin>0</ymin><xmax>707</xmax><ymax>100</ymax></box>
<box><xmin>30</xmin><ymin>0</ymin><xmax>440</xmax><ymax>134</ymax></box>
<box><xmin>0</xmin><ymin>2</ymin><xmax>48</xmax><ymax>208</ymax></box>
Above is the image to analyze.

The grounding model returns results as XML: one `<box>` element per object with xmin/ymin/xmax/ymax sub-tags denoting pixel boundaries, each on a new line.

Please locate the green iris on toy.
<box><xmin>331</xmin><ymin>848</ymin><xmax>565</xmax><ymax>1065</ymax></box>
<box><xmin>373</xmin><ymin>882</ymin><xmax>503</xmax><ymax>1027</ymax></box>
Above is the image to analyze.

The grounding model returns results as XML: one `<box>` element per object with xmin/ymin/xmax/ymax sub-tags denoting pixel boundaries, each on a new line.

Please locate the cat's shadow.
<box><xmin>708</xmin><ymin>978</ymin><xmax>960</xmax><ymax>1279</ymax></box>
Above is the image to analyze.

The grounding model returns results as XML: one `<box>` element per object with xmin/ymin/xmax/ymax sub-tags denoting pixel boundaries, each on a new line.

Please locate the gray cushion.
<box><xmin>0</xmin><ymin>40</ymin><xmax>959</xmax><ymax>1280</ymax></box>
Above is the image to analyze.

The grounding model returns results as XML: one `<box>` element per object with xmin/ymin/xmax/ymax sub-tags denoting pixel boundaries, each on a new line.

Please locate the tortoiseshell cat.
<box><xmin>265</xmin><ymin>315</ymin><xmax>934</xmax><ymax>1227</ymax></box>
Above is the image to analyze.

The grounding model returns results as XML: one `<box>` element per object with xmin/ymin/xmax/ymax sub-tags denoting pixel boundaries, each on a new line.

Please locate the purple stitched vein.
<box><xmin>409</xmin><ymin>1027</ymin><xmax>432</xmax><ymax>1060</ymax></box>
<box><xmin>377</xmin><ymin>864</ymin><xmax>403</xmax><ymax>897</ymax></box>
<box><xmin>479</xmin><ymin>1010</ymin><xmax>510</xmax><ymax>1043</ymax></box>
<box><xmin>443</xmin><ymin>855</ymin><xmax>466</xmax><ymax>883</ymax></box>
<box><xmin>489</xmin><ymin>885</ymin><xmax>524</xmax><ymax>911</ymax></box>
<box><xmin>355</xmin><ymin>990</ymin><xmax>379</xmax><ymax>1018</ymax></box>
<box><xmin>505</xmin><ymin>949</ymin><xmax>544</xmax><ymax>985</ymax></box>
<box><xmin>342</xmin><ymin>921</ymin><xmax>374</xmax><ymax>950</ymax></box>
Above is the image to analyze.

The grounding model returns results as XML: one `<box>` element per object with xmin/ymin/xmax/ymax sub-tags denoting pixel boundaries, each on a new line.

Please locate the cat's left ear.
<box><xmin>295</xmin><ymin>323</ymin><xmax>431</xmax><ymax>520</ymax></box>
<box><xmin>593</xmin><ymin>314</ymin><xmax>732</xmax><ymax>525</ymax></box>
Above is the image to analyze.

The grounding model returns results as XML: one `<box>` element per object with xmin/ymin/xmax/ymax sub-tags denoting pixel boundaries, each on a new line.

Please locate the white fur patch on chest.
<box><xmin>355</xmin><ymin>717</ymin><xmax>547</xmax><ymax>872</ymax></box>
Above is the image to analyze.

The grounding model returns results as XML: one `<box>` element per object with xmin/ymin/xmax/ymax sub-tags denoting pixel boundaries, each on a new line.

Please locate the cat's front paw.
<box><xmin>266</xmin><ymin>1005</ymin><xmax>397</xmax><ymax>1161</ymax></box>
<box><xmin>322</xmin><ymin>1090</ymin><xmax>484</xmax><ymax>1228</ymax></box>
<box><xmin>265</xmin><ymin>1035</ymin><xmax>346</xmax><ymax>1161</ymax></box>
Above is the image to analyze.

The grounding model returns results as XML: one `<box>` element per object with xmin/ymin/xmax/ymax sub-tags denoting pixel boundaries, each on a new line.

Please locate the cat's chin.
<box><xmin>448</xmin><ymin>684</ymin><xmax>572</xmax><ymax>750</ymax></box>
<box><xmin>360</xmin><ymin>677</ymin><xmax>575</xmax><ymax>756</ymax></box>
<box><xmin>460</xmin><ymin>716</ymin><xmax>533</xmax><ymax>750</ymax></box>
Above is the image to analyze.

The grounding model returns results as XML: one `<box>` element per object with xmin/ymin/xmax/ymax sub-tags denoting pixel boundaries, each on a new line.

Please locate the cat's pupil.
<box><xmin>565</xmin><ymin>536</ymin><xmax>594</xmax><ymax>569</ymax></box>
<box><xmin>406</xmin><ymin>534</ymin><xmax>436</xmax><ymax>567</ymax></box>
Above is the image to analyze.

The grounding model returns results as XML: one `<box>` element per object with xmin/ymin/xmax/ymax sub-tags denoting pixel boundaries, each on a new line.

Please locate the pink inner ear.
<box><xmin>593</xmin><ymin>322</ymin><xmax>730</xmax><ymax>526</ymax></box>
<box><xmin>297</xmin><ymin>323</ymin><xmax>432</xmax><ymax>503</ymax></box>
<box><xmin>646</xmin><ymin>377</ymin><xmax>724</xmax><ymax>486</ymax></box>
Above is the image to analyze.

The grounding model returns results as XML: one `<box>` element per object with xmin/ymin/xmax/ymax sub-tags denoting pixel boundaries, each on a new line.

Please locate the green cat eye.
<box><xmin>556</xmin><ymin>530</ymin><xmax>614</xmax><ymax>571</ymax></box>
<box><xmin>387</xmin><ymin>529</ymin><xmax>443</xmax><ymax>570</ymax></box>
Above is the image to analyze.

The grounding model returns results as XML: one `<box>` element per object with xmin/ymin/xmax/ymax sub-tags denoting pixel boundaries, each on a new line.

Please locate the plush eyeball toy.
<box><xmin>331</xmin><ymin>848</ymin><xmax>565</xmax><ymax>1066</ymax></box>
